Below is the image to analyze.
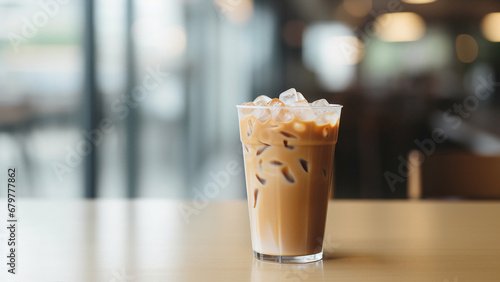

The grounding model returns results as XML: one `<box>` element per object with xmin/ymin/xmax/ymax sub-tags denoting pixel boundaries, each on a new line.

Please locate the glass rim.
<box><xmin>236</xmin><ymin>104</ymin><xmax>343</xmax><ymax>110</ymax></box>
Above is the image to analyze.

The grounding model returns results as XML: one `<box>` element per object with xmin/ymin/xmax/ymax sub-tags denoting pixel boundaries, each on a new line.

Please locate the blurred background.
<box><xmin>0</xmin><ymin>0</ymin><xmax>499</xmax><ymax>199</ymax></box>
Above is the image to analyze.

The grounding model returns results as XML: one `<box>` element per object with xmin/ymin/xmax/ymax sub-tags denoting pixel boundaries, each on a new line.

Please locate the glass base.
<box><xmin>253</xmin><ymin>251</ymin><xmax>323</xmax><ymax>263</ymax></box>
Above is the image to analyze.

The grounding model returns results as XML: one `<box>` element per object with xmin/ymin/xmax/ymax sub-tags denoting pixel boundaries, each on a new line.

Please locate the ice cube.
<box><xmin>278</xmin><ymin>88</ymin><xmax>298</xmax><ymax>105</ymax></box>
<box><xmin>330</xmin><ymin>112</ymin><xmax>340</xmax><ymax>126</ymax></box>
<box><xmin>254</xmin><ymin>108</ymin><xmax>271</xmax><ymax>123</ymax></box>
<box><xmin>292</xmin><ymin>100</ymin><xmax>309</xmax><ymax>107</ymax></box>
<box><xmin>311</xmin><ymin>99</ymin><xmax>330</xmax><ymax>115</ymax></box>
<box><xmin>268</xmin><ymin>98</ymin><xmax>293</xmax><ymax>122</ymax></box>
<box><xmin>292</xmin><ymin>100</ymin><xmax>316</xmax><ymax>121</ymax></box>
<box><xmin>297</xmin><ymin>92</ymin><xmax>306</xmax><ymax>102</ymax></box>
<box><xmin>274</xmin><ymin>108</ymin><xmax>294</xmax><ymax>122</ymax></box>
<box><xmin>311</xmin><ymin>99</ymin><xmax>329</xmax><ymax>107</ymax></box>
<box><xmin>254</xmin><ymin>95</ymin><xmax>271</xmax><ymax>106</ymax></box>
<box><xmin>268</xmin><ymin>98</ymin><xmax>284</xmax><ymax>120</ymax></box>
<box><xmin>315</xmin><ymin>112</ymin><xmax>339</xmax><ymax>125</ymax></box>
<box><xmin>240</xmin><ymin>102</ymin><xmax>255</xmax><ymax>116</ymax></box>
<box><xmin>268</xmin><ymin>98</ymin><xmax>285</xmax><ymax>107</ymax></box>
<box><xmin>294</xmin><ymin>109</ymin><xmax>316</xmax><ymax>121</ymax></box>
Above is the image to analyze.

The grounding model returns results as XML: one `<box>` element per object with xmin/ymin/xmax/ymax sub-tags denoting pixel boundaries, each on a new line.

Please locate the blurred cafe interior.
<box><xmin>0</xmin><ymin>0</ymin><xmax>499</xmax><ymax>200</ymax></box>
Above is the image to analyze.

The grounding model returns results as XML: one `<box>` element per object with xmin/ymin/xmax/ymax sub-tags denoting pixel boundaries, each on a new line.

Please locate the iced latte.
<box><xmin>237</xmin><ymin>89</ymin><xmax>342</xmax><ymax>263</ymax></box>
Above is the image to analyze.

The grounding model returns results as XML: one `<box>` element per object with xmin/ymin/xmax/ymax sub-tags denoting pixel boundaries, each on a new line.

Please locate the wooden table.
<box><xmin>1</xmin><ymin>200</ymin><xmax>500</xmax><ymax>281</ymax></box>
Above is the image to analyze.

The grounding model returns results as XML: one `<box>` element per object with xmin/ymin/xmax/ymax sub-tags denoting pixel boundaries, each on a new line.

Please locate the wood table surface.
<box><xmin>1</xmin><ymin>200</ymin><xmax>500</xmax><ymax>282</ymax></box>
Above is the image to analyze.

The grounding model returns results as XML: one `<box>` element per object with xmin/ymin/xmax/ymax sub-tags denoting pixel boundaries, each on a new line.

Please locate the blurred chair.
<box><xmin>407</xmin><ymin>150</ymin><xmax>500</xmax><ymax>199</ymax></box>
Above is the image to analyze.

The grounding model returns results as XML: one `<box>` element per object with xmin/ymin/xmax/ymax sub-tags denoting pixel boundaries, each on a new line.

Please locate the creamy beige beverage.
<box><xmin>237</xmin><ymin>89</ymin><xmax>342</xmax><ymax>263</ymax></box>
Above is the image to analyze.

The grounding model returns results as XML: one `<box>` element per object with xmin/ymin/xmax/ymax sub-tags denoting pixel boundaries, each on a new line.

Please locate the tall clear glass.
<box><xmin>237</xmin><ymin>104</ymin><xmax>342</xmax><ymax>263</ymax></box>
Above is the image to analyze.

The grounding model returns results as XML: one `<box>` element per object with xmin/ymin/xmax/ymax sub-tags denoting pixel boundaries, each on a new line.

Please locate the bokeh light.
<box><xmin>374</xmin><ymin>12</ymin><xmax>426</xmax><ymax>42</ymax></box>
<box><xmin>481</xmin><ymin>13</ymin><xmax>500</xmax><ymax>42</ymax></box>
<box><xmin>455</xmin><ymin>34</ymin><xmax>478</xmax><ymax>63</ymax></box>
<box><xmin>219</xmin><ymin>0</ymin><xmax>254</xmax><ymax>25</ymax></box>
<box><xmin>343</xmin><ymin>0</ymin><xmax>372</xmax><ymax>18</ymax></box>
<box><xmin>132</xmin><ymin>19</ymin><xmax>186</xmax><ymax>58</ymax></box>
